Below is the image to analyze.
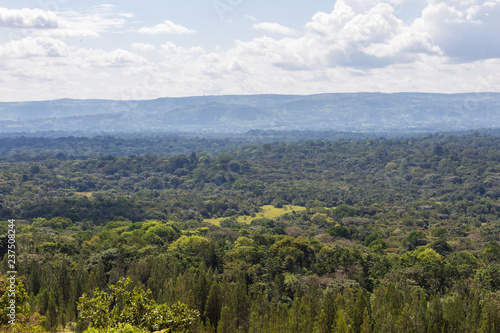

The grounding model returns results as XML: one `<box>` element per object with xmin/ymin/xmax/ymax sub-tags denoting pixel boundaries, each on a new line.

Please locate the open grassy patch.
<box><xmin>74</xmin><ymin>191</ymin><xmax>94</xmax><ymax>198</ymax></box>
<box><xmin>204</xmin><ymin>205</ymin><xmax>307</xmax><ymax>226</ymax></box>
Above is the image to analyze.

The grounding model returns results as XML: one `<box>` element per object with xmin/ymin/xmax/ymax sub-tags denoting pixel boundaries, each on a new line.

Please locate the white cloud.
<box><xmin>363</xmin><ymin>28</ymin><xmax>441</xmax><ymax>58</ymax></box>
<box><xmin>413</xmin><ymin>0</ymin><xmax>500</xmax><ymax>60</ymax></box>
<box><xmin>93</xmin><ymin>4</ymin><xmax>115</xmax><ymax>10</ymax></box>
<box><xmin>76</xmin><ymin>48</ymin><xmax>148</xmax><ymax>68</ymax></box>
<box><xmin>56</xmin><ymin>9</ymin><xmax>127</xmax><ymax>37</ymax></box>
<box><xmin>252</xmin><ymin>22</ymin><xmax>296</xmax><ymax>35</ymax></box>
<box><xmin>211</xmin><ymin>1</ymin><xmax>439</xmax><ymax>71</ymax></box>
<box><xmin>119</xmin><ymin>13</ymin><xmax>135</xmax><ymax>18</ymax></box>
<box><xmin>294</xmin><ymin>1</ymin><xmax>443</xmax><ymax>68</ymax></box>
<box><xmin>138</xmin><ymin>20</ymin><xmax>195</xmax><ymax>34</ymax></box>
<box><xmin>0</xmin><ymin>37</ymin><xmax>154</xmax><ymax>101</ymax></box>
<box><xmin>132</xmin><ymin>42</ymin><xmax>156</xmax><ymax>51</ymax></box>
<box><xmin>161</xmin><ymin>42</ymin><xmax>204</xmax><ymax>56</ymax></box>
<box><xmin>0</xmin><ymin>7</ymin><xmax>58</xmax><ymax>28</ymax></box>
<box><xmin>0</xmin><ymin>37</ymin><xmax>68</xmax><ymax>58</ymax></box>
<box><xmin>0</xmin><ymin>36</ymin><xmax>148</xmax><ymax>68</ymax></box>
<box><xmin>0</xmin><ymin>6</ymin><xmax>128</xmax><ymax>40</ymax></box>
<box><xmin>305</xmin><ymin>1</ymin><xmax>355</xmax><ymax>35</ymax></box>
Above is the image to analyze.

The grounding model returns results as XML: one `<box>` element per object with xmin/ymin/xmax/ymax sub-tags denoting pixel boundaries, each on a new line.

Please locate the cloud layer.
<box><xmin>0</xmin><ymin>1</ymin><xmax>499</xmax><ymax>101</ymax></box>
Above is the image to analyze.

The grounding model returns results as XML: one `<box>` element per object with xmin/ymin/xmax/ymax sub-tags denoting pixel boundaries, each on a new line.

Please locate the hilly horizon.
<box><xmin>1</xmin><ymin>92</ymin><xmax>499</xmax><ymax>134</ymax></box>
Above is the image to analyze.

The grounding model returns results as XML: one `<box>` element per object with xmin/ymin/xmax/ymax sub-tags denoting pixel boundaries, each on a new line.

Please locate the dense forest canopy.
<box><xmin>1</xmin><ymin>132</ymin><xmax>500</xmax><ymax>332</ymax></box>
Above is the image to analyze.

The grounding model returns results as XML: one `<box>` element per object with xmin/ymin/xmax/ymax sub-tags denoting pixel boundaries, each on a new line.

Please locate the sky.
<box><xmin>0</xmin><ymin>0</ymin><xmax>499</xmax><ymax>102</ymax></box>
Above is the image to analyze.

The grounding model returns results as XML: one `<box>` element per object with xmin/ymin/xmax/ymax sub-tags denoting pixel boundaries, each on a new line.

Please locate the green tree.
<box><xmin>481</xmin><ymin>241</ymin><xmax>500</xmax><ymax>263</ymax></box>
<box><xmin>204</xmin><ymin>281</ymin><xmax>223</xmax><ymax>328</ymax></box>
<box><xmin>327</xmin><ymin>225</ymin><xmax>351</xmax><ymax>239</ymax></box>
<box><xmin>270</xmin><ymin>236</ymin><xmax>314</xmax><ymax>272</ymax></box>
<box><xmin>430</xmin><ymin>226</ymin><xmax>448</xmax><ymax>238</ymax></box>
<box><xmin>77</xmin><ymin>277</ymin><xmax>199</xmax><ymax>332</ymax></box>
<box><xmin>405</xmin><ymin>230</ymin><xmax>426</xmax><ymax>250</ymax></box>
<box><xmin>334</xmin><ymin>309</ymin><xmax>350</xmax><ymax>333</ymax></box>
<box><xmin>168</xmin><ymin>235</ymin><xmax>214</xmax><ymax>267</ymax></box>
<box><xmin>0</xmin><ymin>275</ymin><xmax>47</xmax><ymax>332</ymax></box>
<box><xmin>87</xmin><ymin>258</ymin><xmax>107</xmax><ymax>293</ymax></box>
<box><xmin>217</xmin><ymin>306</ymin><xmax>237</xmax><ymax>333</ymax></box>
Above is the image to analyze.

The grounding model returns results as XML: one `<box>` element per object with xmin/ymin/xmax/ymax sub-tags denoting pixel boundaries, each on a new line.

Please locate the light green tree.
<box><xmin>0</xmin><ymin>274</ymin><xmax>48</xmax><ymax>332</ymax></box>
<box><xmin>77</xmin><ymin>277</ymin><xmax>199</xmax><ymax>332</ymax></box>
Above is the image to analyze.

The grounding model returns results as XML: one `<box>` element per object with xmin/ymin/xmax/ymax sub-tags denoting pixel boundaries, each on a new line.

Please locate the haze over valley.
<box><xmin>1</xmin><ymin>92</ymin><xmax>499</xmax><ymax>135</ymax></box>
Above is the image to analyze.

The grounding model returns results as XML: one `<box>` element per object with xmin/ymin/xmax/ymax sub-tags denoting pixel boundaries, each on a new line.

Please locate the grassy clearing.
<box><xmin>204</xmin><ymin>205</ymin><xmax>307</xmax><ymax>226</ymax></box>
<box><xmin>74</xmin><ymin>191</ymin><xmax>94</xmax><ymax>198</ymax></box>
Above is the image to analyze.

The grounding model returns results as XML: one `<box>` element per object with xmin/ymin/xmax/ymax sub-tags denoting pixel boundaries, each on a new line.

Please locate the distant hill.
<box><xmin>1</xmin><ymin>93</ymin><xmax>499</xmax><ymax>134</ymax></box>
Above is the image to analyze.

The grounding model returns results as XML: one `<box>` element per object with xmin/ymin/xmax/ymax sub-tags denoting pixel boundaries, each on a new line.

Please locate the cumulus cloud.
<box><xmin>0</xmin><ymin>37</ymin><xmax>68</xmax><ymax>58</ymax></box>
<box><xmin>363</xmin><ymin>28</ymin><xmax>441</xmax><ymax>58</ymax></box>
<box><xmin>0</xmin><ymin>7</ymin><xmax>58</xmax><ymax>28</ymax></box>
<box><xmin>252</xmin><ymin>22</ymin><xmax>296</xmax><ymax>35</ymax></box>
<box><xmin>215</xmin><ymin>0</ymin><xmax>432</xmax><ymax>72</ymax></box>
<box><xmin>304</xmin><ymin>0</ymin><xmax>500</xmax><ymax>65</ymax></box>
<box><xmin>138</xmin><ymin>20</ymin><xmax>195</xmax><ymax>34</ymax></box>
<box><xmin>287</xmin><ymin>1</ymin><xmax>441</xmax><ymax>68</ymax></box>
<box><xmin>413</xmin><ymin>0</ymin><xmax>500</xmax><ymax>60</ymax></box>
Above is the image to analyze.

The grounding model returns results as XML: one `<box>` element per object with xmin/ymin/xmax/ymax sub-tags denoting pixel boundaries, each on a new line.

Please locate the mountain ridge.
<box><xmin>1</xmin><ymin>92</ymin><xmax>499</xmax><ymax>134</ymax></box>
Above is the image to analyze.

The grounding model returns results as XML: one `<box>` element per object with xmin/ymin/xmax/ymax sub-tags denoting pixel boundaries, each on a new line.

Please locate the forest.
<box><xmin>1</xmin><ymin>132</ymin><xmax>500</xmax><ymax>332</ymax></box>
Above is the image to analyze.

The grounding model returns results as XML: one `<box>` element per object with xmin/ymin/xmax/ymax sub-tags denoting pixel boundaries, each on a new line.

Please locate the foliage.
<box><xmin>0</xmin><ymin>275</ymin><xmax>30</xmax><ymax>326</ymax></box>
<box><xmin>2</xmin><ymin>133</ymin><xmax>500</xmax><ymax>332</ymax></box>
<box><xmin>83</xmin><ymin>323</ymin><xmax>148</xmax><ymax>332</ymax></box>
<box><xmin>77</xmin><ymin>278</ymin><xmax>199</xmax><ymax>332</ymax></box>
<box><xmin>0</xmin><ymin>275</ymin><xmax>47</xmax><ymax>332</ymax></box>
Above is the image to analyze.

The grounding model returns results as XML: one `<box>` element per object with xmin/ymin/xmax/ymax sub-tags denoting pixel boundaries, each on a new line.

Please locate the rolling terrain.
<box><xmin>1</xmin><ymin>93</ymin><xmax>499</xmax><ymax>134</ymax></box>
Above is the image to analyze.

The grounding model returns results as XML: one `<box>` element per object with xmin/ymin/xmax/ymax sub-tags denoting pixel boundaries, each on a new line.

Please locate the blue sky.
<box><xmin>0</xmin><ymin>0</ymin><xmax>499</xmax><ymax>101</ymax></box>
